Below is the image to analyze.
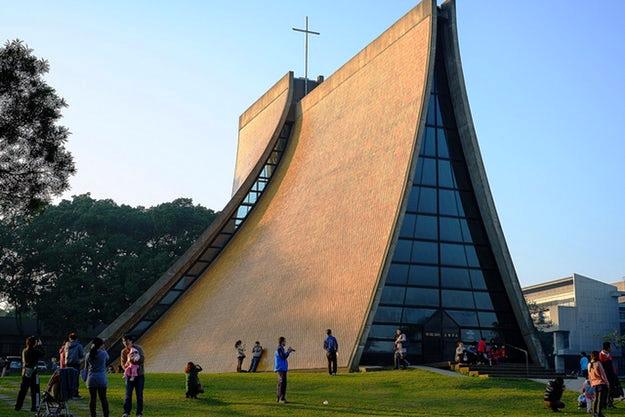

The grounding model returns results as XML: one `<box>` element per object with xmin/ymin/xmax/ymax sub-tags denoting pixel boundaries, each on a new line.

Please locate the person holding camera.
<box><xmin>15</xmin><ymin>336</ymin><xmax>44</xmax><ymax>412</ymax></box>
<box><xmin>274</xmin><ymin>336</ymin><xmax>294</xmax><ymax>404</ymax></box>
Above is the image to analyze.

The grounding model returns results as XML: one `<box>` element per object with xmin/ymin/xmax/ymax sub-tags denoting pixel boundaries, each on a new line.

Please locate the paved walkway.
<box><xmin>531</xmin><ymin>377</ymin><xmax>585</xmax><ymax>391</ymax></box>
<box><xmin>412</xmin><ymin>365</ymin><xmax>466</xmax><ymax>378</ymax></box>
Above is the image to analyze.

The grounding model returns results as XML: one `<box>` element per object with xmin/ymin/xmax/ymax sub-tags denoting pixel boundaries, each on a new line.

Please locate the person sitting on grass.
<box><xmin>184</xmin><ymin>362</ymin><xmax>204</xmax><ymax>399</ymax></box>
<box><xmin>543</xmin><ymin>377</ymin><xmax>565</xmax><ymax>412</ymax></box>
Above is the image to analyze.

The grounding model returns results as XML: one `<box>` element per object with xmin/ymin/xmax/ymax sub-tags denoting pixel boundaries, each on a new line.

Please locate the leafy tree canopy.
<box><xmin>0</xmin><ymin>194</ymin><xmax>217</xmax><ymax>334</ymax></box>
<box><xmin>0</xmin><ymin>39</ymin><xmax>75</xmax><ymax>220</ymax></box>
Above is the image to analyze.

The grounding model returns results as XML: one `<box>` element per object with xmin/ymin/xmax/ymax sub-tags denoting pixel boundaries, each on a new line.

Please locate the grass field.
<box><xmin>0</xmin><ymin>369</ymin><xmax>623</xmax><ymax>417</ymax></box>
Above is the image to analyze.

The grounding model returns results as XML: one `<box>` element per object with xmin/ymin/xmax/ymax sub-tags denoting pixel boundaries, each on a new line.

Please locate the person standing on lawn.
<box><xmin>274</xmin><ymin>336</ymin><xmax>294</xmax><ymax>404</ymax></box>
<box><xmin>120</xmin><ymin>334</ymin><xmax>145</xmax><ymax>417</ymax></box>
<box><xmin>65</xmin><ymin>332</ymin><xmax>84</xmax><ymax>397</ymax></box>
<box><xmin>248</xmin><ymin>342</ymin><xmax>263</xmax><ymax>373</ymax></box>
<box><xmin>393</xmin><ymin>329</ymin><xmax>409</xmax><ymax>369</ymax></box>
<box><xmin>599</xmin><ymin>342</ymin><xmax>623</xmax><ymax>407</ymax></box>
<box><xmin>589</xmin><ymin>350</ymin><xmax>610</xmax><ymax>416</ymax></box>
<box><xmin>85</xmin><ymin>337</ymin><xmax>109</xmax><ymax>417</ymax></box>
<box><xmin>14</xmin><ymin>336</ymin><xmax>45</xmax><ymax>412</ymax></box>
<box><xmin>579</xmin><ymin>352</ymin><xmax>589</xmax><ymax>378</ymax></box>
<box><xmin>323</xmin><ymin>329</ymin><xmax>339</xmax><ymax>376</ymax></box>
<box><xmin>235</xmin><ymin>340</ymin><xmax>246</xmax><ymax>372</ymax></box>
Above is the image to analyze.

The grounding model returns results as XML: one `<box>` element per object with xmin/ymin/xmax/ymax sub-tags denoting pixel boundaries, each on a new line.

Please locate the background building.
<box><xmin>523</xmin><ymin>274</ymin><xmax>624</xmax><ymax>374</ymax></box>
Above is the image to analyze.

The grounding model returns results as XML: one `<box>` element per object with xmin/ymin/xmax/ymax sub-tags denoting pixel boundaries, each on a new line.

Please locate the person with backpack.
<box><xmin>64</xmin><ymin>332</ymin><xmax>84</xmax><ymax>398</ymax></box>
<box><xmin>543</xmin><ymin>376</ymin><xmax>565</xmax><ymax>412</ymax></box>
<box><xmin>84</xmin><ymin>337</ymin><xmax>109</xmax><ymax>417</ymax></box>
<box><xmin>323</xmin><ymin>329</ymin><xmax>339</xmax><ymax>376</ymax></box>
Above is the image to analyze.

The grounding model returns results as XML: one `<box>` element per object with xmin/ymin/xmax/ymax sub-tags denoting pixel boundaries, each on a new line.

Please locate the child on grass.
<box><xmin>185</xmin><ymin>362</ymin><xmax>204</xmax><ymax>399</ymax></box>
<box><xmin>123</xmin><ymin>346</ymin><xmax>140</xmax><ymax>381</ymax></box>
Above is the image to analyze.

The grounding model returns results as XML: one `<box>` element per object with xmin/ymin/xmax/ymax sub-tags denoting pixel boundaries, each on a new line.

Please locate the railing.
<box><xmin>506</xmin><ymin>343</ymin><xmax>529</xmax><ymax>377</ymax></box>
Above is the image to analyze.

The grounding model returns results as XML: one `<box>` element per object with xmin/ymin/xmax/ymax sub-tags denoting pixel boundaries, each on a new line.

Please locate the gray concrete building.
<box><xmin>523</xmin><ymin>274</ymin><xmax>624</xmax><ymax>374</ymax></box>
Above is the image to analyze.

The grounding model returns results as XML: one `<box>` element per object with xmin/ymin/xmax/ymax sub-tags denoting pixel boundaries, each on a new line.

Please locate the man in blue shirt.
<box><xmin>274</xmin><ymin>337</ymin><xmax>294</xmax><ymax>403</ymax></box>
<box><xmin>580</xmin><ymin>352</ymin><xmax>589</xmax><ymax>378</ymax></box>
<box><xmin>323</xmin><ymin>329</ymin><xmax>339</xmax><ymax>376</ymax></box>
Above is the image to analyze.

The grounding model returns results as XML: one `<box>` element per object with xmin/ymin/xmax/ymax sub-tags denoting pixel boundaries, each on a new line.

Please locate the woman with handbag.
<box><xmin>14</xmin><ymin>336</ymin><xmax>44</xmax><ymax>411</ymax></box>
<box><xmin>84</xmin><ymin>337</ymin><xmax>109</xmax><ymax>417</ymax></box>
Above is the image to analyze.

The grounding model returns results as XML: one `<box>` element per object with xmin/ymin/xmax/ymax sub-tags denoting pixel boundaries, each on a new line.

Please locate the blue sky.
<box><xmin>1</xmin><ymin>1</ymin><xmax>624</xmax><ymax>286</ymax></box>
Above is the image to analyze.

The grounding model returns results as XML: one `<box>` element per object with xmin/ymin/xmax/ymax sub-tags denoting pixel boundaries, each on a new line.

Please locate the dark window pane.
<box><xmin>447</xmin><ymin>310</ymin><xmax>479</xmax><ymax>327</ymax></box>
<box><xmin>465</xmin><ymin>245</ymin><xmax>479</xmax><ymax>267</ymax></box>
<box><xmin>380</xmin><ymin>286</ymin><xmax>406</xmax><ymax>305</ymax></box>
<box><xmin>411</xmin><ymin>241</ymin><xmax>438</xmax><ymax>264</ymax></box>
<box><xmin>435</xmin><ymin>95</ymin><xmax>443</xmax><ymax>126</ymax></box>
<box><xmin>407</xmin><ymin>186</ymin><xmax>419</xmax><ymax>212</ymax></box>
<box><xmin>441</xmin><ymin>290</ymin><xmax>475</xmax><ymax>309</ymax></box>
<box><xmin>420</xmin><ymin>128</ymin><xmax>436</xmax><ymax>157</ymax></box>
<box><xmin>387</xmin><ymin>264</ymin><xmax>409</xmax><ymax>285</ymax></box>
<box><xmin>469</xmin><ymin>269</ymin><xmax>487</xmax><ymax>290</ymax></box>
<box><xmin>458</xmin><ymin>191</ymin><xmax>478</xmax><ymax>217</ymax></box>
<box><xmin>426</xmin><ymin>95</ymin><xmax>436</xmax><ymax>125</ymax></box>
<box><xmin>483</xmin><ymin>270</ymin><xmax>503</xmax><ymax>290</ymax></box>
<box><xmin>478</xmin><ymin>312</ymin><xmax>499</xmax><ymax>328</ymax></box>
<box><xmin>439</xmin><ymin>189</ymin><xmax>459</xmax><ymax>216</ymax></box>
<box><xmin>369</xmin><ymin>324</ymin><xmax>397</xmax><ymax>340</ymax></box>
<box><xmin>415</xmin><ymin>157</ymin><xmax>436</xmax><ymax>186</ymax></box>
<box><xmin>461</xmin><ymin>329</ymin><xmax>481</xmax><ymax>343</ymax></box>
<box><xmin>474</xmin><ymin>292</ymin><xmax>494</xmax><ymax>310</ymax></box>
<box><xmin>440</xmin><ymin>243</ymin><xmax>467</xmax><ymax>266</ymax></box>
<box><xmin>374</xmin><ymin>306</ymin><xmax>403</xmax><ymax>323</ymax></box>
<box><xmin>437</xmin><ymin>128</ymin><xmax>449</xmax><ymax>158</ymax></box>
<box><xmin>445</xmin><ymin>130</ymin><xmax>463</xmax><ymax>160</ymax></box>
<box><xmin>451</xmin><ymin>161</ymin><xmax>471</xmax><ymax>189</ymax></box>
<box><xmin>392</xmin><ymin>239</ymin><xmax>412</xmax><ymax>263</ymax></box>
<box><xmin>144</xmin><ymin>304</ymin><xmax>169</xmax><ymax>321</ymax></box>
<box><xmin>414</xmin><ymin>215</ymin><xmax>437</xmax><ymax>240</ymax></box>
<box><xmin>475</xmin><ymin>246</ymin><xmax>496</xmax><ymax>268</ymax></box>
<box><xmin>460</xmin><ymin>219</ymin><xmax>485</xmax><ymax>244</ymax></box>
<box><xmin>405</xmin><ymin>288</ymin><xmax>439</xmax><ymax>307</ymax></box>
<box><xmin>438</xmin><ymin>160</ymin><xmax>456</xmax><ymax>189</ymax></box>
<box><xmin>408</xmin><ymin>265</ymin><xmax>438</xmax><ymax>287</ymax></box>
<box><xmin>161</xmin><ymin>290</ymin><xmax>182</xmax><ymax>305</ymax></box>
<box><xmin>399</xmin><ymin>214</ymin><xmax>416</xmax><ymax>238</ymax></box>
<box><xmin>403</xmin><ymin>308</ymin><xmax>437</xmax><ymax>325</ymax></box>
<box><xmin>416</xmin><ymin>187</ymin><xmax>437</xmax><ymax>214</ymax></box>
<box><xmin>441</xmin><ymin>267</ymin><xmax>471</xmax><ymax>289</ymax></box>
<box><xmin>131</xmin><ymin>320</ymin><xmax>152</xmax><ymax>334</ymax></box>
<box><xmin>365</xmin><ymin>340</ymin><xmax>395</xmax><ymax>353</ymax></box>
<box><xmin>440</xmin><ymin>217</ymin><xmax>463</xmax><ymax>242</ymax></box>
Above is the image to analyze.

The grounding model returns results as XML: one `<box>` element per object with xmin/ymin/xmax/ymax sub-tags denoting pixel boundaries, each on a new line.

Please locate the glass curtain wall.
<box><xmin>360</xmin><ymin>44</ymin><xmax>527</xmax><ymax>366</ymax></box>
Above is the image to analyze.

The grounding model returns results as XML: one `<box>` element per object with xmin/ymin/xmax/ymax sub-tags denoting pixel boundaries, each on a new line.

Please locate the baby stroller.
<box><xmin>37</xmin><ymin>368</ymin><xmax>77</xmax><ymax>417</ymax></box>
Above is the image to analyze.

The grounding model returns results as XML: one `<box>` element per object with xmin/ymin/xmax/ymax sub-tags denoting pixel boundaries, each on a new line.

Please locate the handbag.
<box><xmin>81</xmin><ymin>362</ymin><xmax>88</xmax><ymax>382</ymax></box>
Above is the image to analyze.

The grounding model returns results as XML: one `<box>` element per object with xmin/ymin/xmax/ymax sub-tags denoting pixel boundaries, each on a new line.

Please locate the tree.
<box><xmin>0</xmin><ymin>194</ymin><xmax>217</xmax><ymax>335</ymax></box>
<box><xmin>0</xmin><ymin>40</ymin><xmax>75</xmax><ymax>220</ymax></box>
<box><xmin>604</xmin><ymin>330</ymin><xmax>625</xmax><ymax>349</ymax></box>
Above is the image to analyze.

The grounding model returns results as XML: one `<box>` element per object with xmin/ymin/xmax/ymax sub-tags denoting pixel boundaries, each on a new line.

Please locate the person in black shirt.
<box><xmin>543</xmin><ymin>377</ymin><xmax>565</xmax><ymax>412</ymax></box>
<box><xmin>15</xmin><ymin>336</ymin><xmax>45</xmax><ymax>412</ymax></box>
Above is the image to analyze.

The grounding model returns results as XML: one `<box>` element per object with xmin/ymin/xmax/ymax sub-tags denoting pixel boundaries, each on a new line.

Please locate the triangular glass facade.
<box><xmin>360</xmin><ymin>46</ymin><xmax>527</xmax><ymax>365</ymax></box>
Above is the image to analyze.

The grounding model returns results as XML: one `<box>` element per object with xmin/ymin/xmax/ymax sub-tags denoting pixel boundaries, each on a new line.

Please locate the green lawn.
<box><xmin>0</xmin><ymin>369</ymin><xmax>622</xmax><ymax>417</ymax></box>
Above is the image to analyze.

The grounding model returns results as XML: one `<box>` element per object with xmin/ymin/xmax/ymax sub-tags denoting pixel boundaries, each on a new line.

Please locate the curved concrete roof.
<box><xmin>139</xmin><ymin>0</ymin><xmax>435</xmax><ymax>372</ymax></box>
